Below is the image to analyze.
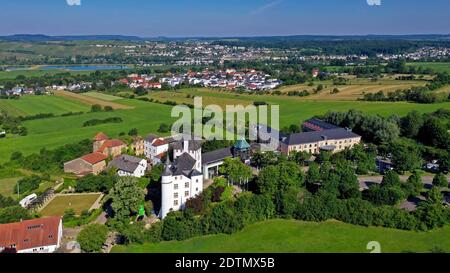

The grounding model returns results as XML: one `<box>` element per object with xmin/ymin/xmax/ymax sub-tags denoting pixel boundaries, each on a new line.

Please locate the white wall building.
<box><xmin>160</xmin><ymin>140</ymin><xmax>203</xmax><ymax>219</ymax></box>
<box><xmin>144</xmin><ymin>134</ymin><xmax>169</xmax><ymax>165</ymax></box>
<box><xmin>107</xmin><ymin>154</ymin><xmax>148</xmax><ymax>178</ymax></box>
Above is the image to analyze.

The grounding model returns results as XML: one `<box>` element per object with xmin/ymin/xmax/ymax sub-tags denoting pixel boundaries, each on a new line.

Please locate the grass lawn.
<box><xmin>0</xmin><ymin>95</ymin><xmax>90</xmax><ymax>116</ymax></box>
<box><xmin>0</xmin><ymin>177</ymin><xmax>21</xmax><ymax>197</ymax></box>
<box><xmin>39</xmin><ymin>193</ymin><xmax>101</xmax><ymax>217</ymax></box>
<box><xmin>112</xmin><ymin>219</ymin><xmax>450</xmax><ymax>253</ymax></box>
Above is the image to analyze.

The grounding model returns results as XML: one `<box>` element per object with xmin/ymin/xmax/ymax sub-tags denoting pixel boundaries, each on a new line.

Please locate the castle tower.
<box><xmin>160</xmin><ymin>158</ymin><xmax>174</xmax><ymax>219</ymax></box>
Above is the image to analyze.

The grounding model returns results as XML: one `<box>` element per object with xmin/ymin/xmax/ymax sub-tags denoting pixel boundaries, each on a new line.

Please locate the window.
<box><xmin>196</xmin><ymin>188</ymin><xmax>199</xmax><ymax>192</ymax></box>
<box><xmin>196</xmin><ymin>179</ymin><xmax>199</xmax><ymax>183</ymax></box>
<box><xmin>174</xmin><ymin>200</ymin><xmax>179</xmax><ymax>206</ymax></box>
<box><xmin>185</xmin><ymin>191</ymin><xmax>190</xmax><ymax>197</ymax></box>
<box><xmin>174</xmin><ymin>184</ymin><xmax>178</xmax><ymax>190</ymax></box>
<box><xmin>185</xmin><ymin>182</ymin><xmax>189</xmax><ymax>188</ymax></box>
<box><xmin>174</xmin><ymin>193</ymin><xmax>179</xmax><ymax>198</ymax></box>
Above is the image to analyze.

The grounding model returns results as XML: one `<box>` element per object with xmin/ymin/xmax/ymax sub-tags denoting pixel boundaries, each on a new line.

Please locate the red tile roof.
<box><xmin>0</xmin><ymin>217</ymin><xmax>62</xmax><ymax>252</ymax></box>
<box><xmin>97</xmin><ymin>139</ymin><xmax>126</xmax><ymax>153</ymax></box>
<box><xmin>81</xmin><ymin>152</ymin><xmax>108</xmax><ymax>164</ymax></box>
<box><xmin>94</xmin><ymin>132</ymin><xmax>109</xmax><ymax>141</ymax></box>
<box><xmin>152</xmin><ymin>139</ymin><xmax>168</xmax><ymax>147</ymax></box>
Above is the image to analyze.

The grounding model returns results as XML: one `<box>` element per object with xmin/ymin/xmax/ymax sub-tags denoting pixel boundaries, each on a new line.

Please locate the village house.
<box><xmin>64</xmin><ymin>152</ymin><xmax>108</xmax><ymax>176</ymax></box>
<box><xmin>0</xmin><ymin>217</ymin><xmax>63</xmax><ymax>253</ymax></box>
<box><xmin>130</xmin><ymin>136</ymin><xmax>145</xmax><ymax>156</ymax></box>
<box><xmin>93</xmin><ymin>132</ymin><xmax>127</xmax><ymax>158</ymax></box>
<box><xmin>144</xmin><ymin>134</ymin><xmax>169</xmax><ymax>165</ymax></box>
<box><xmin>64</xmin><ymin>133</ymin><xmax>127</xmax><ymax>176</ymax></box>
<box><xmin>107</xmin><ymin>154</ymin><xmax>148</xmax><ymax>178</ymax></box>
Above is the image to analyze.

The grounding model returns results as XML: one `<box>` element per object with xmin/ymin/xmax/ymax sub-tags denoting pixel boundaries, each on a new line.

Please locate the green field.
<box><xmin>0</xmin><ymin>88</ymin><xmax>449</xmax><ymax>164</ymax></box>
<box><xmin>0</xmin><ymin>177</ymin><xmax>21</xmax><ymax>197</ymax></box>
<box><xmin>0</xmin><ymin>95</ymin><xmax>90</xmax><ymax>116</ymax></box>
<box><xmin>406</xmin><ymin>62</ymin><xmax>450</xmax><ymax>74</ymax></box>
<box><xmin>39</xmin><ymin>193</ymin><xmax>101</xmax><ymax>216</ymax></box>
<box><xmin>112</xmin><ymin>219</ymin><xmax>450</xmax><ymax>253</ymax></box>
<box><xmin>83</xmin><ymin>92</ymin><xmax>124</xmax><ymax>101</ymax></box>
<box><xmin>0</xmin><ymin>69</ymin><xmax>94</xmax><ymax>80</ymax></box>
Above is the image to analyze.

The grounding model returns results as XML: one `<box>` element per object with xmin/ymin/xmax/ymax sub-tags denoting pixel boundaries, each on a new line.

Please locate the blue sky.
<box><xmin>1</xmin><ymin>0</ymin><xmax>449</xmax><ymax>37</ymax></box>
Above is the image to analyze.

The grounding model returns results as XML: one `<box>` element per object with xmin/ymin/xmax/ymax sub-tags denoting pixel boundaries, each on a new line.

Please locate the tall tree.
<box><xmin>110</xmin><ymin>177</ymin><xmax>145</xmax><ymax>220</ymax></box>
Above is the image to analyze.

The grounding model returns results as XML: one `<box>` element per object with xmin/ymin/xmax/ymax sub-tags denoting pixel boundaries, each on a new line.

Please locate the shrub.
<box><xmin>77</xmin><ymin>224</ymin><xmax>109</xmax><ymax>253</ymax></box>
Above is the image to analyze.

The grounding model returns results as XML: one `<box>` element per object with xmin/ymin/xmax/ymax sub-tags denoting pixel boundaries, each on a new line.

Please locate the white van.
<box><xmin>19</xmin><ymin>193</ymin><xmax>38</xmax><ymax>208</ymax></box>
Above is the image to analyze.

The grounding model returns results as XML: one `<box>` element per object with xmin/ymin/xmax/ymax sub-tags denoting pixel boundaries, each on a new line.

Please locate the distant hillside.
<box><xmin>0</xmin><ymin>34</ymin><xmax>144</xmax><ymax>42</ymax></box>
<box><xmin>1</xmin><ymin>34</ymin><xmax>449</xmax><ymax>42</ymax></box>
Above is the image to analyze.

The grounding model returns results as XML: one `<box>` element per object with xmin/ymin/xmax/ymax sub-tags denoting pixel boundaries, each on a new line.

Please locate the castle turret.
<box><xmin>160</xmin><ymin>158</ymin><xmax>173</xmax><ymax>219</ymax></box>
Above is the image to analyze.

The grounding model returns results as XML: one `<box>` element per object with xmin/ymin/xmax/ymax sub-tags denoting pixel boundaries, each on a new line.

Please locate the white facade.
<box><xmin>144</xmin><ymin>138</ymin><xmax>169</xmax><ymax>164</ymax></box>
<box><xmin>160</xmin><ymin>140</ymin><xmax>204</xmax><ymax>219</ymax></box>
<box><xmin>116</xmin><ymin>159</ymin><xmax>148</xmax><ymax>178</ymax></box>
<box><xmin>18</xmin><ymin>221</ymin><xmax>62</xmax><ymax>253</ymax></box>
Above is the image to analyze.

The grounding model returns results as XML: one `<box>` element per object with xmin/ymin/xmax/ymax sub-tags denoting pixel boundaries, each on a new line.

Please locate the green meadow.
<box><xmin>406</xmin><ymin>62</ymin><xmax>450</xmax><ymax>74</ymax></box>
<box><xmin>0</xmin><ymin>95</ymin><xmax>90</xmax><ymax>116</ymax></box>
<box><xmin>0</xmin><ymin>89</ymin><xmax>449</xmax><ymax>163</ymax></box>
<box><xmin>0</xmin><ymin>69</ymin><xmax>93</xmax><ymax>80</ymax></box>
<box><xmin>112</xmin><ymin>219</ymin><xmax>450</xmax><ymax>253</ymax></box>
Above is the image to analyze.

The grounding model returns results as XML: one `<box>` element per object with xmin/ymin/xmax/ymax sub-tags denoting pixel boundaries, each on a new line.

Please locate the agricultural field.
<box><xmin>406</xmin><ymin>62</ymin><xmax>450</xmax><ymax>74</ymax></box>
<box><xmin>112</xmin><ymin>219</ymin><xmax>450</xmax><ymax>253</ymax></box>
<box><xmin>0</xmin><ymin>87</ymin><xmax>449</xmax><ymax>164</ymax></box>
<box><xmin>83</xmin><ymin>91</ymin><xmax>124</xmax><ymax>101</ymax></box>
<box><xmin>277</xmin><ymin>78</ymin><xmax>427</xmax><ymax>101</ymax></box>
<box><xmin>39</xmin><ymin>193</ymin><xmax>102</xmax><ymax>217</ymax></box>
<box><xmin>54</xmin><ymin>90</ymin><xmax>133</xmax><ymax>110</ymax></box>
<box><xmin>0</xmin><ymin>95</ymin><xmax>90</xmax><ymax>116</ymax></box>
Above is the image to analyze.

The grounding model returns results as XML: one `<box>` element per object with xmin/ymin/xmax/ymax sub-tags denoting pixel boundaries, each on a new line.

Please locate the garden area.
<box><xmin>39</xmin><ymin>193</ymin><xmax>102</xmax><ymax>217</ymax></box>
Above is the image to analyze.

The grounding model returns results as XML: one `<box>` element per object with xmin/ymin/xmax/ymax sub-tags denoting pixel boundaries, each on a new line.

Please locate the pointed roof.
<box><xmin>94</xmin><ymin>132</ymin><xmax>109</xmax><ymax>142</ymax></box>
<box><xmin>162</xmin><ymin>158</ymin><xmax>172</xmax><ymax>176</ymax></box>
<box><xmin>234</xmin><ymin>139</ymin><xmax>250</xmax><ymax>150</ymax></box>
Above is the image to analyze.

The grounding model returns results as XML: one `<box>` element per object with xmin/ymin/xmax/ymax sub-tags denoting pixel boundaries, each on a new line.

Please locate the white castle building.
<box><xmin>160</xmin><ymin>139</ymin><xmax>204</xmax><ymax>219</ymax></box>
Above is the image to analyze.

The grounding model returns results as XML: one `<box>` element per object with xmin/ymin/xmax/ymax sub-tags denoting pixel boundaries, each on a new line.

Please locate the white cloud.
<box><xmin>250</xmin><ymin>0</ymin><xmax>283</xmax><ymax>15</ymax></box>
<box><xmin>67</xmin><ymin>0</ymin><xmax>81</xmax><ymax>6</ymax></box>
<box><xmin>367</xmin><ymin>0</ymin><xmax>381</xmax><ymax>6</ymax></box>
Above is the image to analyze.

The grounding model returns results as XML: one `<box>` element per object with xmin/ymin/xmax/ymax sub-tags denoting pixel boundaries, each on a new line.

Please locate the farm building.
<box><xmin>64</xmin><ymin>152</ymin><xmax>107</xmax><ymax>176</ymax></box>
<box><xmin>0</xmin><ymin>217</ymin><xmax>63</xmax><ymax>253</ymax></box>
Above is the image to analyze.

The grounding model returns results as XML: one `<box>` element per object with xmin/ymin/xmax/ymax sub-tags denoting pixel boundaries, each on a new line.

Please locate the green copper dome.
<box><xmin>234</xmin><ymin>139</ymin><xmax>250</xmax><ymax>150</ymax></box>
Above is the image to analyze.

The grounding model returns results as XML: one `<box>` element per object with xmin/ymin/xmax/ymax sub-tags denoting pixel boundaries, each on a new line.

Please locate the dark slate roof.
<box><xmin>303</xmin><ymin>118</ymin><xmax>339</xmax><ymax>131</ymax></box>
<box><xmin>145</xmin><ymin>134</ymin><xmax>158</xmax><ymax>143</ymax></box>
<box><xmin>202</xmin><ymin>147</ymin><xmax>233</xmax><ymax>165</ymax></box>
<box><xmin>281</xmin><ymin>128</ymin><xmax>360</xmax><ymax>146</ymax></box>
<box><xmin>172</xmin><ymin>153</ymin><xmax>197</xmax><ymax>175</ymax></box>
<box><xmin>171</xmin><ymin>140</ymin><xmax>202</xmax><ymax>151</ymax></box>
<box><xmin>108</xmin><ymin>155</ymin><xmax>144</xmax><ymax>173</ymax></box>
